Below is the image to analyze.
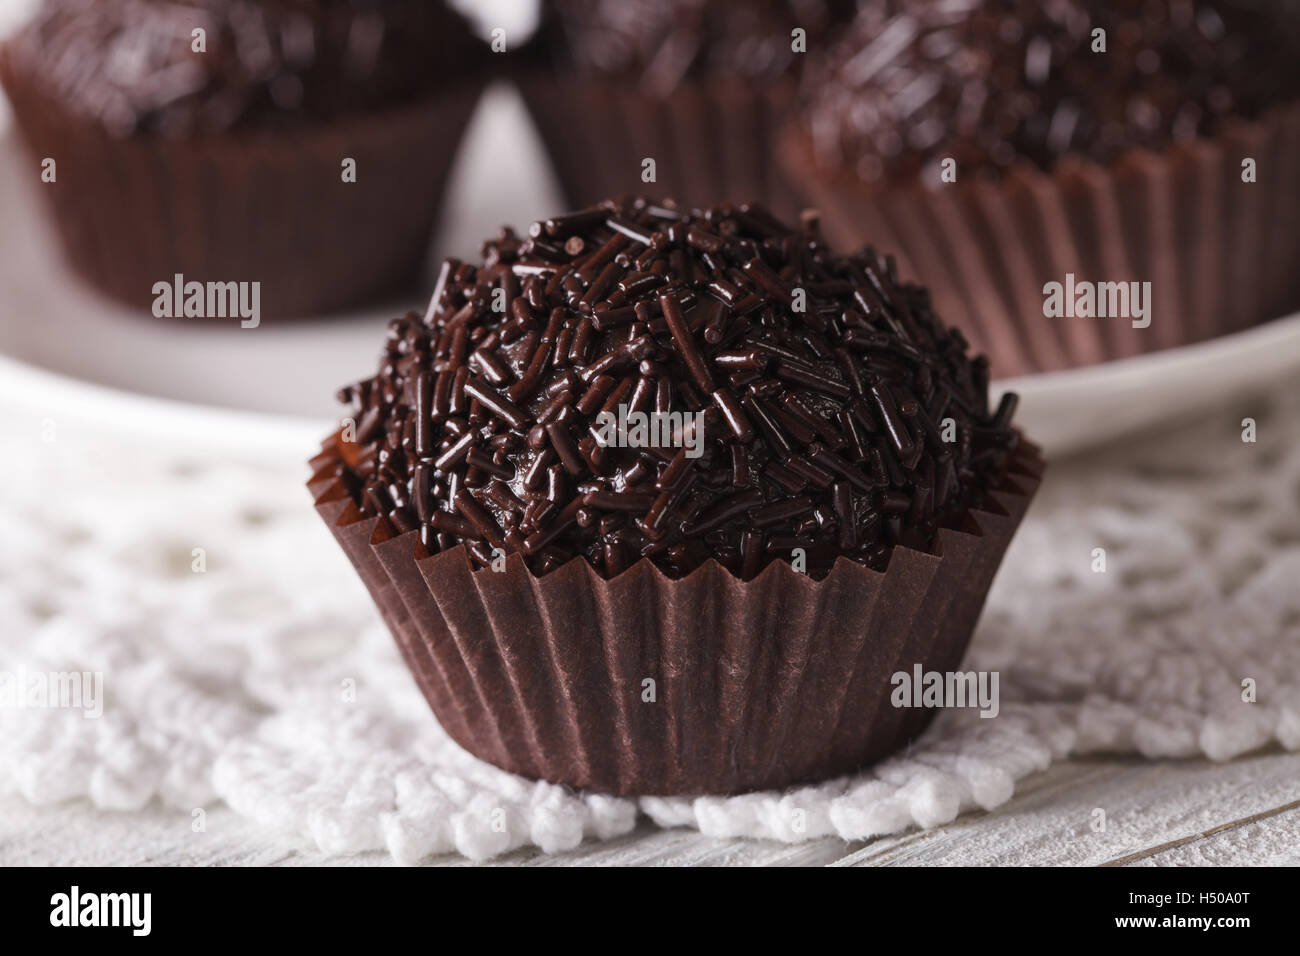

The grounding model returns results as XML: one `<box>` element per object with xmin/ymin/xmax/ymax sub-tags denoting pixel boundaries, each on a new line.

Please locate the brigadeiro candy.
<box><xmin>780</xmin><ymin>0</ymin><xmax>1300</xmax><ymax>375</ymax></box>
<box><xmin>310</xmin><ymin>197</ymin><xmax>1042</xmax><ymax>796</ymax></box>
<box><xmin>0</xmin><ymin>0</ymin><xmax>488</xmax><ymax>318</ymax></box>
<box><xmin>518</xmin><ymin>0</ymin><xmax>856</xmax><ymax>220</ymax></box>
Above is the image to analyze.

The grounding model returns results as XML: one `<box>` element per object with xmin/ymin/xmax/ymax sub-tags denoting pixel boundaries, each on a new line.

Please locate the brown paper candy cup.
<box><xmin>779</xmin><ymin>100</ymin><xmax>1300</xmax><ymax>378</ymax></box>
<box><xmin>309</xmin><ymin>438</ymin><xmax>1043</xmax><ymax>797</ymax></box>
<box><xmin>0</xmin><ymin>50</ymin><xmax>483</xmax><ymax>319</ymax></box>
<box><xmin>519</xmin><ymin>73</ymin><xmax>802</xmax><ymax>221</ymax></box>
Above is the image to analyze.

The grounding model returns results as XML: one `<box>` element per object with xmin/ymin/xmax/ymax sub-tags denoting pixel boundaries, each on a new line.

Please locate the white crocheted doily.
<box><xmin>2</xmin><ymin>385</ymin><xmax>1296</xmax><ymax>862</ymax></box>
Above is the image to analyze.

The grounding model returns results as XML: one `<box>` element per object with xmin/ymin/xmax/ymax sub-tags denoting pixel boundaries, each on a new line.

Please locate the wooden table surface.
<box><xmin>4</xmin><ymin>750</ymin><xmax>1297</xmax><ymax>866</ymax></box>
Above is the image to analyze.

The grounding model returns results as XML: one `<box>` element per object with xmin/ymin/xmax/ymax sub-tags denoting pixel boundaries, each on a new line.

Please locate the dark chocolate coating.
<box><xmin>3</xmin><ymin>0</ymin><xmax>485</xmax><ymax>136</ymax></box>
<box><xmin>802</xmin><ymin>0</ymin><xmax>1300</xmax><ymax>181</ymax></box>
<box><xmin>334</xmin><ymin>198</ymin><xmax>1020</xmax><ymax>581</ymax></box>
<box><xmin>537</xmin><ymin>0</ymin><xmax>856</xmax><ymax>91</ymax></box>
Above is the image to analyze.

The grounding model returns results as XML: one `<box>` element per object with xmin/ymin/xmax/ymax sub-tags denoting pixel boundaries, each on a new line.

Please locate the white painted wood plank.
<box><xmin>1121</xmin><ymin>801</ymin><xmax>1300</xmax><ymax>867</ymax></box>
<box><xmin>835</xmin><ymin>751</ymin><xmax>1300</xmax><ymax>867</ymax></box>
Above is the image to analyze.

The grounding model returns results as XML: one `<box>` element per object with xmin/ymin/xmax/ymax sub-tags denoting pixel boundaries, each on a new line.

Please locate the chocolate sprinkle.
<box><xmin>336</xmin><ymin>197</ymin><xmax>1020</xmax><ymax>581</ymax></box>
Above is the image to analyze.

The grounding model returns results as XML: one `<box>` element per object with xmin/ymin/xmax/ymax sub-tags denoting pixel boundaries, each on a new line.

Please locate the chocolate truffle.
<box><xmin>782</xmin><ymin>0</ymin><xmax>1300</xmax><ymax>377</ymax></box>
<box><xmin>540</xmin><ymin>0</ymin><xmax>856</xmax><ymax>93</ymax></box>
<box><xmin>0</xmin><ymin>0</ymin><xmax>488</xmax><ymax>317</ymax></box>
<box><xmin>334</xmin><ymin>196</ymin><xmax>1021</xmax><ymax>581</ymax></box>
<box><xmin>802</xmin><ymin>0</ymin><xmax>1300</xmax><ymax>182</ymax></box>
<box><xmin>312</xmin><ymin>198</ymin><xmax>1043</xmax><ymax>794</ymax></box>
<box><xmin>519</xmin><ymin>0</ymin><xmax>856</xmax><ymax>217</ymax></box>
<box><xmin>5</xmin><ymin>0</ymin><xmax>486</xmax><ymax>137</ymax></box>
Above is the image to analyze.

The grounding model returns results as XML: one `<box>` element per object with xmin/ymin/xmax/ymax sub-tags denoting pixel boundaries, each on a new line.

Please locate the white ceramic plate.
<box><xmin>2</xmin><ymin>83</ymin><xmax>1298</xmax><ymax>463</ymax></box>
<box><xmin>993</xmin><ymin>311</ymin><xmax>1300</xmax><ymax>458</ymax></box>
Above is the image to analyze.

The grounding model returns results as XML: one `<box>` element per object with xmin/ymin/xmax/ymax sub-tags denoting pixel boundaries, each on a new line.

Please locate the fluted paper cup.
<box><xmin>520</xmin><ymin>73</ymin><xmax>802</xmax><ymax>221</ymax></box>
<box><xmin>0</xmin><ymin>47</ymin><xmax>483</xmax><ymax>319</ymax></box>
<box><xmin>309</xmin><ymin>434</ymin><xmax>1043</xmax><ymax>797</ymax></box>
<box><xmin>779</xmin><ymin>99</ymin><xmax>1300</xmax><ymax>378</ymax></box>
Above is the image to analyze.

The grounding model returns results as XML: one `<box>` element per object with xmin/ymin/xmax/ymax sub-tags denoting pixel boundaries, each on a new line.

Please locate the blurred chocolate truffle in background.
<box><xmin>782</xmin><ymin>0</ymin><xmax>1300</xmax><ymax>376</ymax></box>
<box><xmin>0</xmin><ymin>0</ymin><xmax>490</xmax><ymax>317</ymax></box>
<box><xmin>519</xmin><ymin>0</ymin><xmax>857</xmax><ymax>219</ymax></box>
<box><xmin>800</xmin><ymin>0</ymin><xmax>1300</xmax><ymax>182</ymax></box>
<box><xmin>542</xmin><ymin>0</ymin><xmax>851</xmax><ymax>92</ymax></box>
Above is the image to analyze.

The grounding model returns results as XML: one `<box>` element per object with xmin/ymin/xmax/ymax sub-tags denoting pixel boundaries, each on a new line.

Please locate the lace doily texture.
<box><xmin>2</xmin><ymin>385</ymin><xmax>1296</xmax><ymax>862</ymax></box>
